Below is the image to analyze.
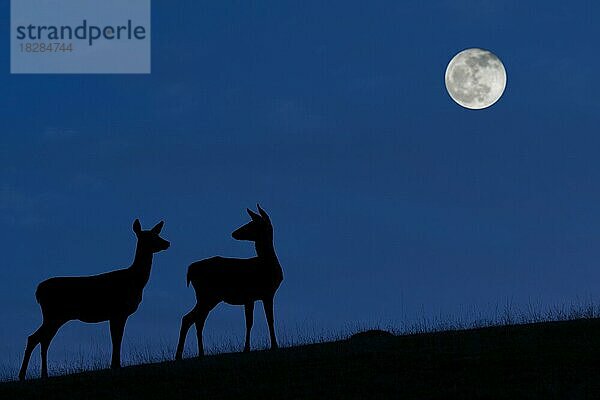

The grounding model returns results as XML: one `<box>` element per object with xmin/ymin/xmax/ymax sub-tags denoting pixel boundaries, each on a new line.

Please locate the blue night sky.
<box><xmin>1</xmin><ymin>1</ymin><xmax>600</xmax><ymax>374</ymax></box>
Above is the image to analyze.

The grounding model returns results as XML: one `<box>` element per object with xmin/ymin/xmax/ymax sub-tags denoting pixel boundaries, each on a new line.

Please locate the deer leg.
<box><xmin>263</xmin><ymin>298</ymin><xmax>278</xmax><ymax>350</ymax></box>
<box><xmin>39</xmin><ymin>321</ymin><xmax>62</xmax><ymax>379</ymax></box>
<box><xmin>194</xmin><ymin>306</ymin><xmax>212</xmax><ymax>357</ymax></box>
<box><xmin>109</xmin><ymin>317</ymin><xmax>127</xmax><ymax>369</ymax></box>
<box><xmin>175</xmin><ymin>306</ymin><xmax>198</xmax><ymax>360</ymax></box>
<box><xmin>243</xmin><ymin>302</ymin><xmax>255</xmax><ymax>353</ymax></box>
<box><xmin>19</xmin><ymin>324</ymin><xmax>45</xmax><ymax>380</ymax></box>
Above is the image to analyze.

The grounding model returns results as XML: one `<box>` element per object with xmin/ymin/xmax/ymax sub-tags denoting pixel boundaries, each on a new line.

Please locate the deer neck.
<box><xmin>255</xmin><ymin>239</ymin><xmax>276</xmax><ymax>259</ymax></box>
<box><xmin>255</xmin><ymin>239</ymin><xmax>282</xmax><ymax>275</ymax></box>
<box><xmin>130</xmin><ymin>244</ymin><xmax>154</xmax><ymax>287</ymax></box>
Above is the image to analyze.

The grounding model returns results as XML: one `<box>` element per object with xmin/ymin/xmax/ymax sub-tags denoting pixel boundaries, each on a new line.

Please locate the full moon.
<box><xmin>445</xmin><ymin>48</ymin><xmax>506</xmax><ymax>109</ymax></box>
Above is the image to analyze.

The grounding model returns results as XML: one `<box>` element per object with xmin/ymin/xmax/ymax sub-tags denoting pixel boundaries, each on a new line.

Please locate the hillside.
<box><xmin>2</xmin><ymin>318</ymin><xmax>600</xmax><ymax>399</ymax></box>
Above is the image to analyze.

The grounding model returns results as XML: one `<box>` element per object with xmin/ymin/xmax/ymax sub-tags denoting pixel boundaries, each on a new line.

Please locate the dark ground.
<box><xmin>2</xmin><ymin>318</ymin><xmax>600</xmax><ymax>399</ymax></box>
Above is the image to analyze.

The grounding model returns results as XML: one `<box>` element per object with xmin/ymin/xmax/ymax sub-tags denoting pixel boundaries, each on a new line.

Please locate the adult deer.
<box><xmin>175</xmin><ymin>205</ymin><xmax>283</xmax><ymax>360</ymax></box>
<box><xmin>18</xmin><ymin>219</ymin><xmax>170</xmax><ymax>380</ymax></box>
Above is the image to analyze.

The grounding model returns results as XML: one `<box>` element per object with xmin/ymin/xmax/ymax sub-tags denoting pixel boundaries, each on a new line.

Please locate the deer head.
<box><xmin>232</xmin><ymin>204</ymin><xmax>273</xmax><ymax>243</ymax></box>
<box><xmin>132</xmin><ymin>219</ymin><xmax>170</xmax><ymax>253</ymax></box>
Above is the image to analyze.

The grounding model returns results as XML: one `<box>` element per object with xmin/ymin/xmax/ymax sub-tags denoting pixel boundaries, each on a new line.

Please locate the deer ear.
<box><xmin>247</xmin><ymin>208</ymin><xmax>261</xmax><ymax>221</ymax></box>
<box><xmin>133</xmin><ymin>219</ymin><xmax>142</xmax><ymax>234</ymax></box>
<box><xmin>151</xmin><ymin>221</ymin><xmax>164</xmax><ymax>234</ymax></box>
<box><xmin>257</xmin><ymin>204</ymin><xmax>271</xmax><ymax>224</ymax></box>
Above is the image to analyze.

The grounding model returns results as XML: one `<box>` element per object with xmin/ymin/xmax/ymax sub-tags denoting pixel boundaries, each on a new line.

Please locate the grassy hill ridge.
<box><xmin>2</xmin><ymin>318</ymin><xmax>600</xmax><ymax>399</ymax></box>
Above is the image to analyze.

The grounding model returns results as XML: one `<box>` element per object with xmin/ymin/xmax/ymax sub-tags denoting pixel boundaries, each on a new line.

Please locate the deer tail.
<box><xmin>35</xmin><ymin>285</ymin><xmax>42</xmax><ymax>304</ymax></box>
<box><xmin>35</xmin><ymin>281</ymin><xmax>48</xmax><ymax>304</ymax></box>
<box><xmin>186</xmin><ymin>265</ymin><xmax>192</xmax><ymax>287</ymax></box>
<box><xmin>186</xmin><ymin>260</ymin><xmax>210</xmax><ymax>288</ymax></box>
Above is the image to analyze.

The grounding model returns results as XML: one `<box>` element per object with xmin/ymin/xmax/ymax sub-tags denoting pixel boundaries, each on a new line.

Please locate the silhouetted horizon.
<box><xmin>2</xmin><ymin>1</ymin><xmax>600</xmax><ymax>375</ymax></box>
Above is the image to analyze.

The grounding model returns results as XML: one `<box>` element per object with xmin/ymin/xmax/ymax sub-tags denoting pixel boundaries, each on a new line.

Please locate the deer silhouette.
<box><xmin>18</xmin><ymin>219</ymin><xmax>170</xmax><ymax>380</ymax></box>
<box><xmin>175</xmin><ymin>205</ymin><xmax>283</xmax><ymax>360</ymax></box>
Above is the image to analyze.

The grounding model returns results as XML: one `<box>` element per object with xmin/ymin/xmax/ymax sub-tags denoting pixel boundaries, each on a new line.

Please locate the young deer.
<box><xmin>18</xmin><ymin>219</ymin><xmax>170</xmax><ymax>380</ymax></box>
<box><xmin>175</xmin><ymin>205</ymin><xmax>283</xmax><ymax>360</ymax></box>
